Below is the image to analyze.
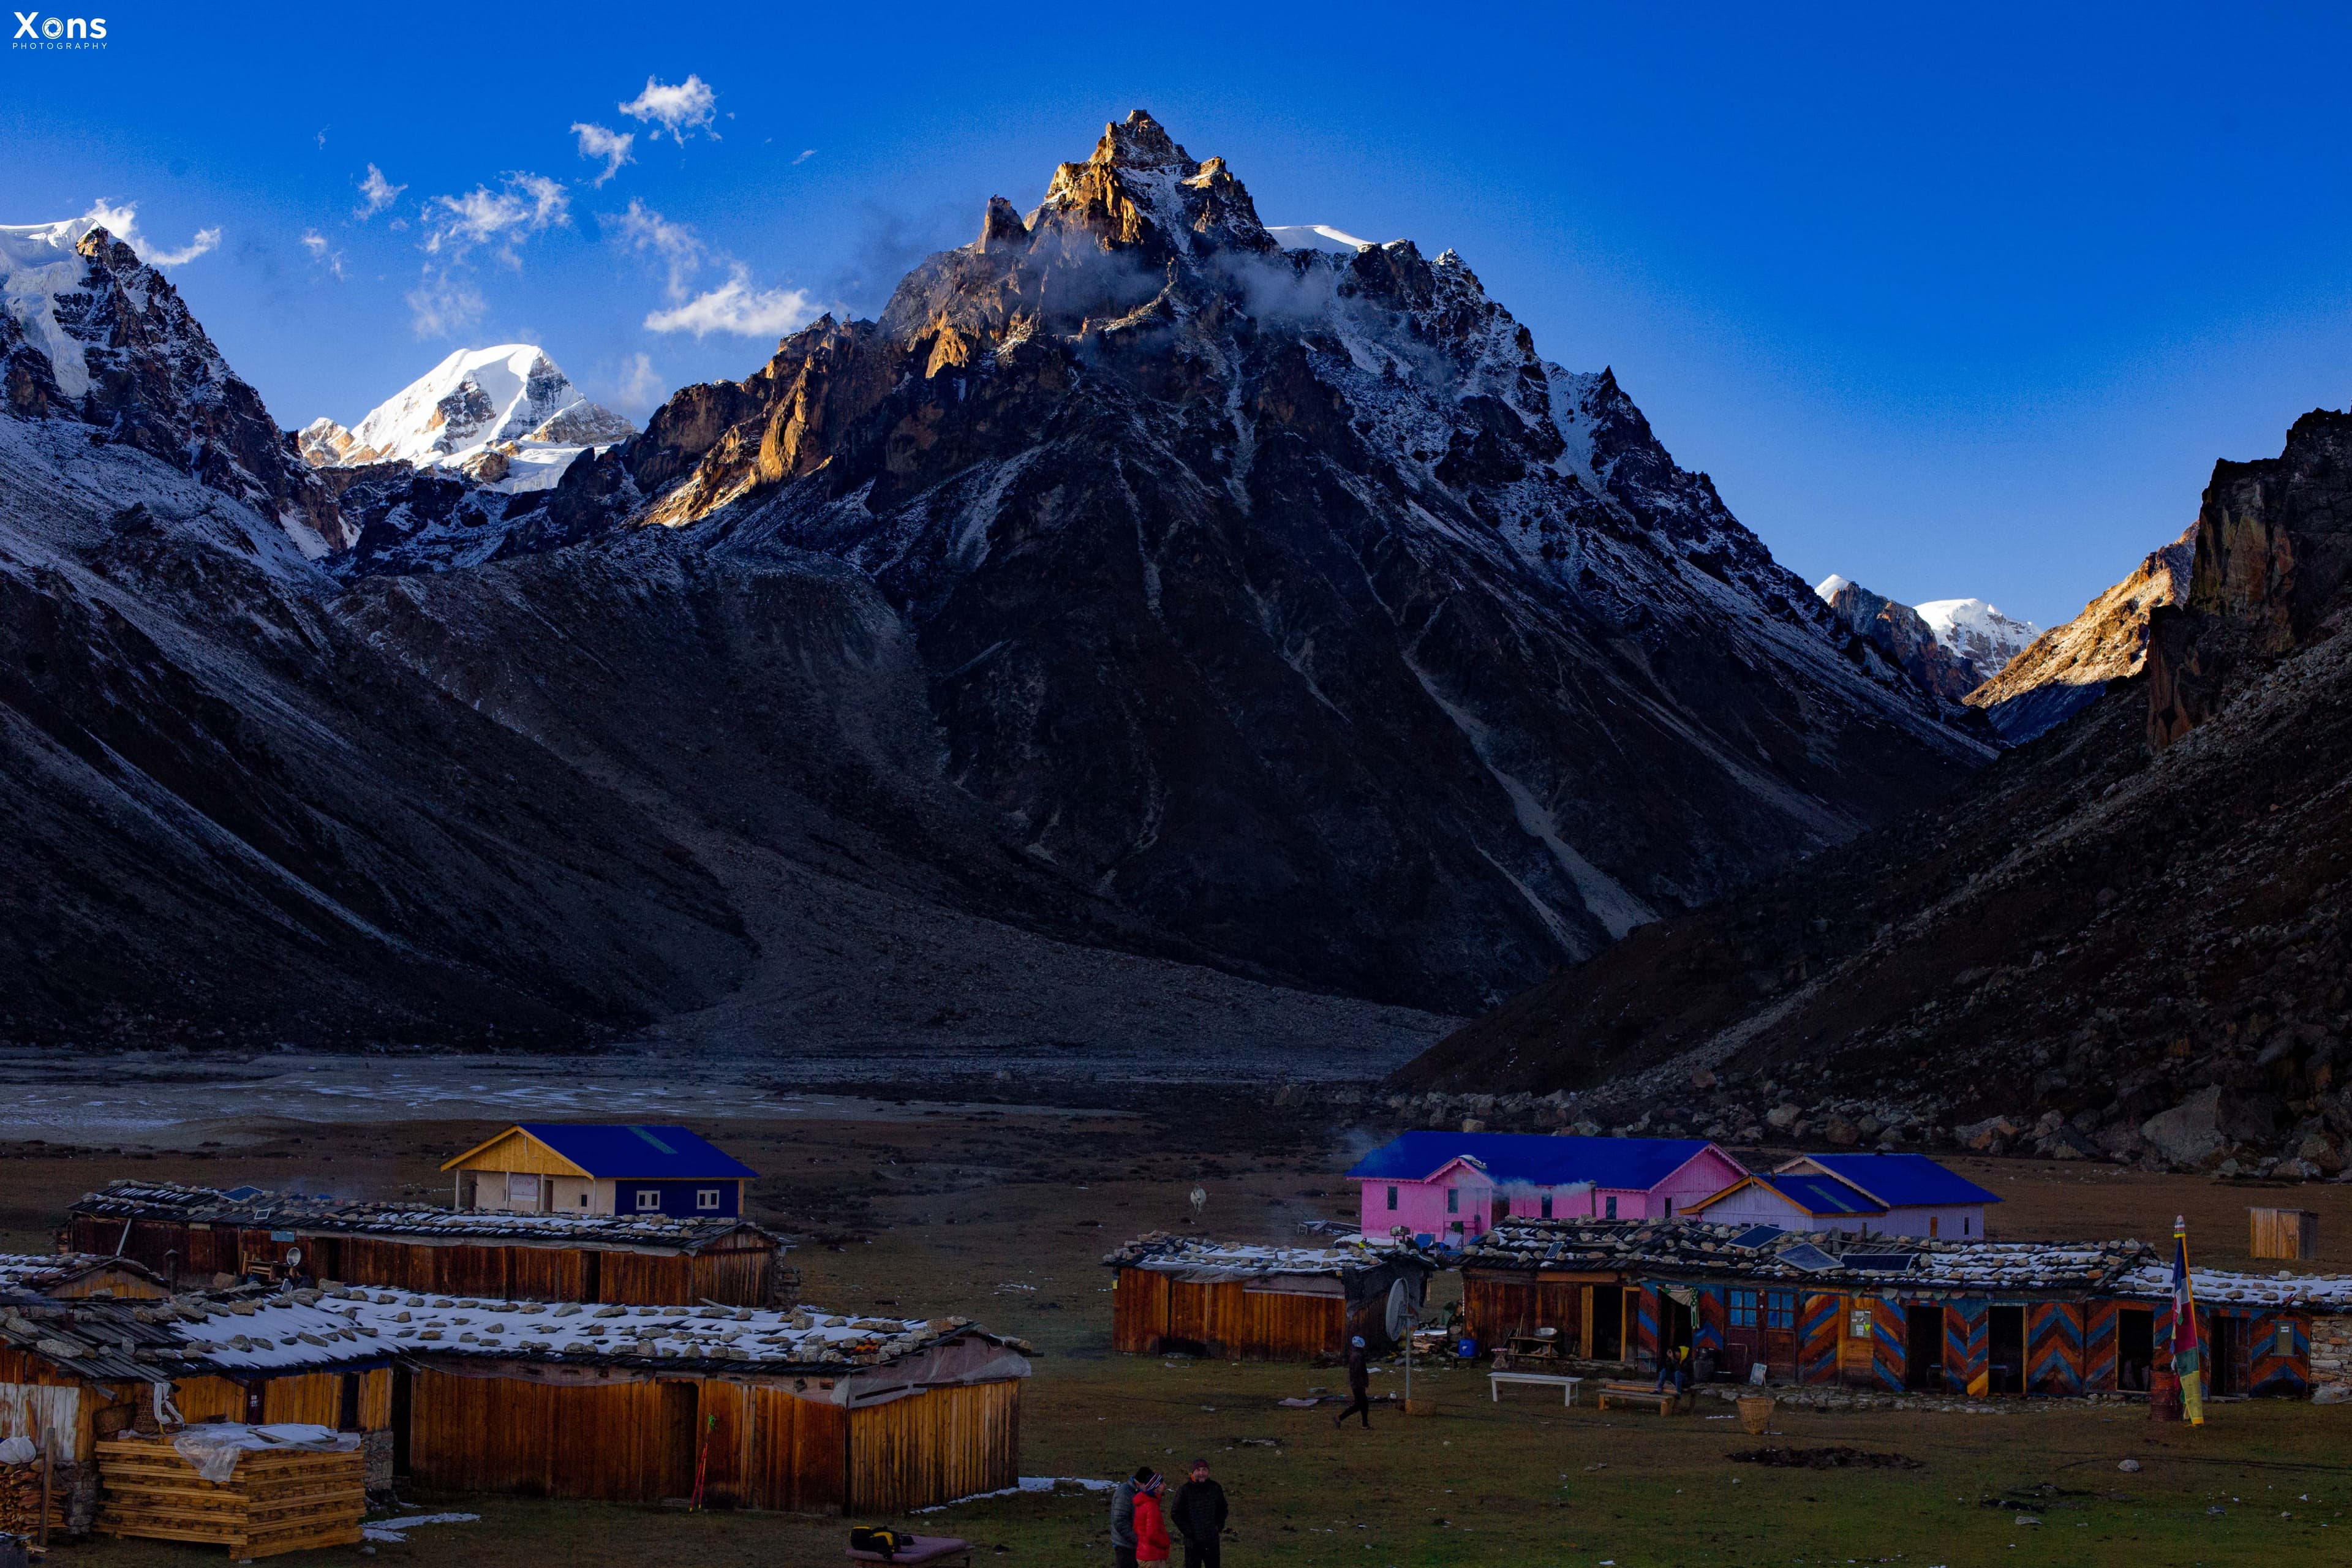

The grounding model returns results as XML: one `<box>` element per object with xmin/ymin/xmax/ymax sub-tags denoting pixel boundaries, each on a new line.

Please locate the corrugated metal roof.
<box><xmin>513</xmin><ymin>1125</ymin><xmax>760</xmax><ymax>1180</ymax></box>
<box><xmin>1785</xmin><ymin>1153</ymin><xmax>2002</xmax><ymax>1210</ymax></box>
<box><xmin>1344</xmin><ymin>1133</ymin><xmax>1717</xmax><ymax>1189</ymax></box>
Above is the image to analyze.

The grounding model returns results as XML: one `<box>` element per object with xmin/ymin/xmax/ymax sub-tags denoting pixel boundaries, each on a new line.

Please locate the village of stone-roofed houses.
<box><xmin>10</xmin><ymin>1115</ymin><xmax>2352</xmax><ymax>1557</ymax></box>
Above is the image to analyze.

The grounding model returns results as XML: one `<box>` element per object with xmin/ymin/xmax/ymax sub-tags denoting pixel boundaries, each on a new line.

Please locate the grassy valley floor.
<box><xmin>7</xmin><ymin>1098</ymin><xmax>2352</xmax><ymax>1567</ymax></box>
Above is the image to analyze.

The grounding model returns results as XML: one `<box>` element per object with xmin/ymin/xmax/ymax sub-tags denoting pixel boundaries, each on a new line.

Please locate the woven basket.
<box><xmin>1736</xmin><ymin>1395</ymin><xmax>1775</xmax><ymax>1436</ymax></box>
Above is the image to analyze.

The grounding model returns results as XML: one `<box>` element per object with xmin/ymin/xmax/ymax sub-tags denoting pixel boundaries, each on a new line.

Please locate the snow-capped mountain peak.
<box><xmin>303</xmin><ymin>344</ymin><xmax>634</xmax><ymax>493</ymax></box>
<box><xmin>1913</xmin><ymin>597</ymin><xmax>2041</xmax><ymax>674</ymax></box>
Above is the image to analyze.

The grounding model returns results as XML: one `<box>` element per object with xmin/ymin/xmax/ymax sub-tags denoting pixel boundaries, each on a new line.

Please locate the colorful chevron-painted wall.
<box><xmin>1869</xmin><ymin>1295</ymin><xmax>1907</xmax><ymax>1390</ymax></box>
<box><xmin>1945</xmin><ymin>1302</ymin><xmax>1988</xmax><ymax>1396</ymax></box>
<box><xmin>1800</xmin><ymin>1293</ymin><xmax>1842</xmax><ymax>1384</ymax></box>
<box><xmin>2084</xmin><ymin>1300</ymin><xmax>2118</xmax><ymax>1392</ymax></box>
<box><xmin>2027</xmin><ymin>1302</ymin><xmax>2084</xmax><ymax>1394</ymax></box>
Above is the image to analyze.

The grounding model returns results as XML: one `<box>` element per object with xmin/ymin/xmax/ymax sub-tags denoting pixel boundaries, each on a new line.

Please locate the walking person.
<box><xmin>1332</xmin><ymin>1335</ymin><xmax>1373</xmax><ymax>1429</ymax></box>
<box><xmin>1110</xmin><ymin>1465</ymin><xmax>1152</xmax><ymax>1567</ymax></box>
<box><xmin>1170</xmin><ymin>1458</ymin><xmax>1228</xmax><ymax>1568</ymax></box>
<box><xmin>1134</xmin><ymin>1471</ymin><xmax>1170</xmax><ymax>1566</ymax></box>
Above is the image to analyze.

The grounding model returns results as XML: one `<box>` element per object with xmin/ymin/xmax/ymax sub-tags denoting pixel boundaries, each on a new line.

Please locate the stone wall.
<box><xmin>2310</xmin><ymin>1313</ymin><xmax>2352</xmax><ymax>1402</ymax></box>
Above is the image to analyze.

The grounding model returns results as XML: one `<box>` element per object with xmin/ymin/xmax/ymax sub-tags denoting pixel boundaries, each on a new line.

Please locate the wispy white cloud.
<box><xmin>146</xmin><ymin>227</ymin><xmax>221</xmax><ymax>267</ymax></box>
<box><xmin>77</xmin><ymin>200</ymin><xmax>219</xmax><ymax>268</ymax></box>
<box><xmin>354</xmin><ymin>164</ymin><xmax>405</xmax><ymax>221</ymax></box>
<box><xmin>608</xmin><ymin>198</ymin><xmax>704</xmax><ymax>301</ymax></box>
<box><xmin>424</xmin><ymin>173</ymin><xmax>570</xmax><ymax>264</ymax></box>
<box><xmin>405</xmin><ymin>266</ymin><xmax>486</xmax><ymax>338</ymax></box>
<box><xmin>301</xmin><ymin>230</ymin><xmax>347</xmax><ymax>280</ymax></box>
<box><xmin>612</xmin><ymin>352</ymin><xmax>665</xmax><ymax>414</ymax></box>
<box><xmin>792</xmin><ymin>148</ymin><xmax>815</xmax><ymax>165</ymax></box>
<box><xmin>619</xmin><ymin>74</ymin><xmax>719</xmax><ymax>144</ymax></box>
<box><xmin>644</xmin><ymin>265</ymin><xmax>816</xmax><ymax>339</ymax></box>
<box><xmin>571</xmin><ymin>122</ymin><xmax>635</xmax><ymax>186</ymax></box>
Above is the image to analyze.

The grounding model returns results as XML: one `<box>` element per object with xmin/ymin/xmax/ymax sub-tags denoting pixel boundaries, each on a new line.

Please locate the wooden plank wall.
<box><xmin>846</xmin><ymin>1382</ymin><xmax>1020</xmax><ymax>1517</ymax></box>
<box><xmin>1112</xmin><ymin>1268</ymin><xmax>1170</xmax><ymax>1353</ymax></box>
<box><xmin>261</xmin><ymin>1374</ymin><xmax>342</xmax><ymax>1428</ymax></box>
<box><xmin>748</xmin><ymin>1387</ymin><xmax>848</xmax><ymax>1513</ymax></box>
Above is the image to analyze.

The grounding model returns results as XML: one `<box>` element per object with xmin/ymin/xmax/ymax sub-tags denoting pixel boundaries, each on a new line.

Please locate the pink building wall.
<box><xmin>1357</xmin><ymin>1146</ymin><xmax>1747</xmax><ymax>1245</ymax></box>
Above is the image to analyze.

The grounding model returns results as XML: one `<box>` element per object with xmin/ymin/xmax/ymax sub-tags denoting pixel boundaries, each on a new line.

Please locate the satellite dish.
<box><xmin>285</xmin><ymin>1247</ymin><xmax>303</xmax><ymax>1268</ymax></box>
<box><xmin>1189</xmin><ymin>1186</ymin><xmax>1207</xmax><ymax>1216</ymax></box>
<box><xmin>1384</xmin><ymin>1277</ymin><xmax>1415</xmax><ymax>1340</ymax></box>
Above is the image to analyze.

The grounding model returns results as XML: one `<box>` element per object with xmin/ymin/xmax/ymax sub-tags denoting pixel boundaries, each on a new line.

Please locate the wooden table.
<box><xmin>1489</xmin><ymin>1371</ymin><xmax>1583</xmax><ymax>1406</ymax></box>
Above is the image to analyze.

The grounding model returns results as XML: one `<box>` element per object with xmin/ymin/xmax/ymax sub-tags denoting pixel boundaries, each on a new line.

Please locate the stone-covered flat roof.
<box><xmin>1104</xmin><ymin>1232</ymin><xmax>1436</xmax><ymax>1282</ymax></box>
<box><xmin>1462</xmin><ymin>1217</ymin><xmax>2155</xmax><ymax>1295</ymax></box>
<box><xmin>3</xmin><ymin>1285</ymin><xmax>1030</xmax><ymax>1387</ymax></box>
<box><xmin>70</xmin><ymin>1180</ymin><xmax>788</xmax><ymax>1254</ymax></box>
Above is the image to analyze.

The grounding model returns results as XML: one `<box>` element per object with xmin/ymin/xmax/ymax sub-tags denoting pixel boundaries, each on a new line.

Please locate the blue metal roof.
<box><xmin>518</xmin><ymin>1125</ymin><xmax>758</xmax><ymax>1180</ymax></box>
<box><xmin>1794</xmin><ymin>1153</ymin><xmax>2001</xmax><ymax>1210</ymax></box>
<box><xmin>1344</xmin><ymin>1133</ymin><xmax>1719</xmax><ymax>1190</ymax></box>
<box><xmin>1755</xmin><ymin>1173</ymin><xmax>1885</xmax><ymax>1216</ymax></box>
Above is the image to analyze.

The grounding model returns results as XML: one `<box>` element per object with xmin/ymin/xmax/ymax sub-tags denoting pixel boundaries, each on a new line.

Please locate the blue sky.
<box><xmin>8</xmin><ymin>2</ymin><xmax>2350</xmax><ymax>628</ymax></box>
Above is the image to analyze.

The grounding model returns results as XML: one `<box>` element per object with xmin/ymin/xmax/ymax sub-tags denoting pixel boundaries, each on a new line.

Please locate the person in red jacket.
<box><xmin>1133</xmin><ymin>1472</ymin><xmax>1171</xmax><ymax>1565</ymax></box>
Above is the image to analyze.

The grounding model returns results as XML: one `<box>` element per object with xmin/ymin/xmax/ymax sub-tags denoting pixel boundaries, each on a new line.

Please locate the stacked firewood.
<box><xmin>0</xmin><ymin>1457</ymin><xmax>61</xmax><ymax>1538</ymax></box>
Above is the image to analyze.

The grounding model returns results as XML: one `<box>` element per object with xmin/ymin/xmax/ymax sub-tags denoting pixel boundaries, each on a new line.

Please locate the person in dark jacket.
<box><xmin>1332</xmin><ymin>1335</ymin><xmax>1373</xmax><ymax>1429</ymax></box>
<box><xmin>1169</xmin><ymin>1458</ymin><xmax>1228</xmax><ymax>1568</ymax></box>
<box><xmin>1110</xmin><ymin>1465</ymin><xmax>1153</xmax><ymax>1567</ymax></box>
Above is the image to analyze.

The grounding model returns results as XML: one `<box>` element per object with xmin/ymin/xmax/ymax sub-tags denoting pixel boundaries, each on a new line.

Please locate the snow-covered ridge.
<box><xmin>1814</xmin><ymin>576</ymin><xmax>2041</xmax><ymax>688</ymax></box>
<box><xmin>1915</xmin><ymin>597</ymin><xmax>2040</xmax><ymax>674</ymax></box>
<box><xmin>303</xmin><ymin>344</ymin><xmax>634</xmax><ymax>494</ymax></box>
<box><xmin>1265</xmin><ymin>224</ymin><xmax>1378</xmax><ymax>254</ymax></box>
<box><xmin>0</xmin><ymin>217</ymin><xmax>106</xmax><ymax>398</ymax></box>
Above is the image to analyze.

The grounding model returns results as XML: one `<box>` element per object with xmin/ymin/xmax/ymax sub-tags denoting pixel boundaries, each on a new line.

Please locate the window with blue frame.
<box><xmin>1766</xmin><ymin>1291</ymin><xmax>1795</xmax><ymax>1330</ymax></box>
<box><xmin>1730</xmin><ymin>1289</ymin><xmax>1758</xmax><ymax>1329</ymax></box>
<box><xmin>1605</xmin><ymin>1196</ymin><xmax>1618</xmax><ymax>1219</ymax></box>
<box><xmin>1540</xmin><ymin>1194</ymin><xmax>1553</xmax><ymax>1219</ymax></box>
<box><xmin>1447</xmin><ymin>1188</ymin><xmax>1459</xmax><ymax>1215</ymax></box>
<box><xmin>1386</xmin><ymin>1186</ymin><xmax>1398</xmax><ymax>1211</ymax></box>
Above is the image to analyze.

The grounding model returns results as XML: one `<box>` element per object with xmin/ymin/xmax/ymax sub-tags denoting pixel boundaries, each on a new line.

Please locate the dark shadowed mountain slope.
<box><xmin>0</xmin><ymin>115</ymin><xmax>1997</xmax><ymax>1050</ymax></box>
<box><xmin>1395</xmin><ymin>412</ymin><xmax>2352</xmax><ymax>1177</ymax></box>
<box><xmin>538</xmin><ymin>111</ymin><xmax>1991</xmax><ymax>1012</ymax></box>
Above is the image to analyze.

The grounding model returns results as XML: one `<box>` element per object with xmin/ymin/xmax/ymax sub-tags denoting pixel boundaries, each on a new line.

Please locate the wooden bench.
<box><xmin>1488</xmin><ymin>1371</ymin><xmax>1583</xmax><ymax>1406</ymax></box>
<box><xmin>1594</xmin><ymin>1381</ymin><xmax>1684</xmax><ymax>1415</ymax></box>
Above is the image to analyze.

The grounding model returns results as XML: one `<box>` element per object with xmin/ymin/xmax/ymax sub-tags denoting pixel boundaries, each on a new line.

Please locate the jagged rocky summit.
<box><xmin>0</xmin><ymin>113</ymin><xmax>1995</xmax><ymax>1049</ymax></box>
<box><xmin>1</xmin><ymin>216</ymin><xmax>347</xmax><ymax>555</ymax></box>
<box><xmin>1400</xmin><ymin>409</ymin><xmax>2352</xmax><ymax>1180</ymax></box>
<box><xmin>301</xmin><ymin>344</ymin><xmax>633</xmax><ymax>492</ymax></box>
<box><xmin>535</xmin><ymin>110</ymin><xmax>1993</xmax><ymax>1010</ymax></box>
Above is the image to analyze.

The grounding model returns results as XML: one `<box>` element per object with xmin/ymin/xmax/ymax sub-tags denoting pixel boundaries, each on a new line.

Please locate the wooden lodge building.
<box><xmin>1107</xmin><ymin>1234</ymin><xmax>1436</xmax><ymax>1360</ymax></box>
<box><xmin>0</xmin><ymin>1253</ymin><xmax>168</xmax><ymax>1301</ymax></box>
<box><xmin>1</xmin><ymin>1280</ymin><xmax>1030</xmax><ymax>1532</ymax></box>
<box><xmin>1460</xmin><ymin>1216</ymin><xmax>2352</xmax><ymax>1399</ymax></box>
<box><xmin>65</xmin><ymin>1181</ymin><xmax>793</xmax><ymax>1308</ymax></box>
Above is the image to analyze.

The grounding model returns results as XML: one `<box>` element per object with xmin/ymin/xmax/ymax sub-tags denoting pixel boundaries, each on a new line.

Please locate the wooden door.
<box><xmin>1762</xmin><ymin>1289</ymin><xmax>1798</xmax><ymax>1380</ymax></box>
<box><xmin>1723</xmin><ymin>1287</ymin><xmax>1762</xmax><ymax>1381</ymax></box>
<box><xmin>659</xmin><ymin>1381</ymin><xmax>699</xmax><ymax>1501</ymax></box>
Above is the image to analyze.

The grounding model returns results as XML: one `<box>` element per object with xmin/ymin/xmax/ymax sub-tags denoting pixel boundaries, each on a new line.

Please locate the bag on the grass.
<box><xmin>850</xmin><ymin>1525</ymin><xmax>906</xmax><ymax>1558</ymax></box>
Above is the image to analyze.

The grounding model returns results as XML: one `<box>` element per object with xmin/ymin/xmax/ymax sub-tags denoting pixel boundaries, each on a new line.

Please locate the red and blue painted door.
<box><xmin>2248</xmin><ymin>1311</ymin><xmax>2309</xmax><ymax>1396</ymax></box>
<box><xmin>1945</xmin><ymin>1302</ymin><xmax>1989</xmax><ymax>1396</ymax></box>
<box><xmin>2027</xmin><ymin>1303</ymin><xmax>2084</xmax><ymax>1395</ymax></box>
<box><xmin>1695</xmin><ymin>1287</ymin><xmax>1727</xmax><ymax>1360</ymax></box>
<box><xmin>1800</xmin><ymin>1294</ymin><xmax>1843</xmax><ymax>1384</ymax></box>
<box><xmin>2083</xmin><ymin>1300</ymin><xmax>2118</xmax><ymax>1392</ymax></box>
<box><xmin>1869</xmin><ymin>1295</ymin><xmax>1907</xmax><ymax>1390</ymax></box>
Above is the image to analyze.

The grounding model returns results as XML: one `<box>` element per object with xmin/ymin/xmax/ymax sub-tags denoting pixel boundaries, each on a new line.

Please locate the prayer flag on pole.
<box><xmin>2171</xmin><ymin>1215</ymin><xmax>2205</xmax><ymax>1426</ymax></box>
